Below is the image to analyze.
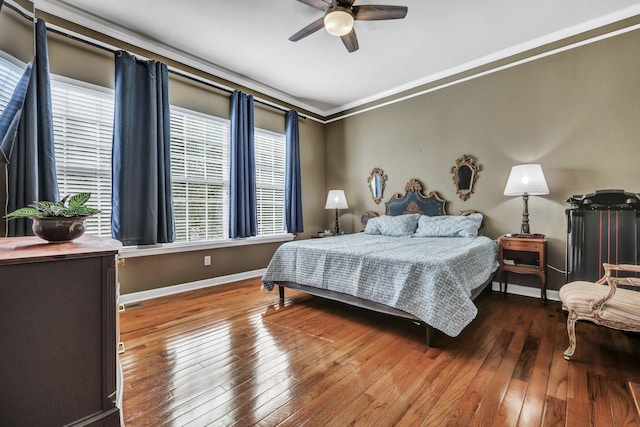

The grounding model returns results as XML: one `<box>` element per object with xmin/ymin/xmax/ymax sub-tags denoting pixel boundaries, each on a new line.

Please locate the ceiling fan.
<box><xmin>289</xmin><ymin>0</ymin><xmax>408</xmax><ymax>53</ymax></box>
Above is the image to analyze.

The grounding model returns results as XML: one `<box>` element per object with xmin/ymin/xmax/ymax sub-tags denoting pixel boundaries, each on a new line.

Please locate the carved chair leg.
<box><xmin>564</xmin><ymin>310</ymin><xmax>578</xmax><ymax>360</ymax></box>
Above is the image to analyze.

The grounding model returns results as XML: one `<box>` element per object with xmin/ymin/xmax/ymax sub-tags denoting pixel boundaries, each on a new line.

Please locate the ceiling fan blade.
<box><xmin>341</xmin><ymin>29</ymin><xmax>359</xmax><ymax>53</ymax></box>
<box><xmin>296</xmin><ymin>0</ymin><xmax>330</xmax><ymax>11</ymax></box>
<box><xmin>353</xmin><ymin>5</ymin><xmax>408</xmax><ymax>20</ymax></box>
<box><xmin>289</xmin><ymin>17</ymin><xmax>325</xmax><ymax>42</ymax></box>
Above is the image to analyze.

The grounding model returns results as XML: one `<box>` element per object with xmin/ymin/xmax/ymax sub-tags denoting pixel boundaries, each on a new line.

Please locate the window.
<box><xmin>255</xmin><ymin>128</ymin><xmax>285</xmax><ymax>235</ymax></box>
<box><xmin>170</xmin><ymin>106</ymin><xmax>229</xmax><ymax>242</ymax></box>
<box><xmin>49</xmin><ymin>75</ymin><xmax>286</xmax><ymax>245</ymax></box>
<box><xmin>51</xmin><ymin>76</ymin><xmax>114</xmax><ymax>237</ymax></box>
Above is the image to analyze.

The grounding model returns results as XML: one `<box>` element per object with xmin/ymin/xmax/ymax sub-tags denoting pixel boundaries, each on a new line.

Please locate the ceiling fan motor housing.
<box><xmin>324</xmin><ymin>7</ymin><xmax>355</xmax><ymax>37</ymax></box>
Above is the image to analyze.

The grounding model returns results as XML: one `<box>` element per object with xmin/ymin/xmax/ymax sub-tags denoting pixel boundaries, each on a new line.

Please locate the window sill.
<box><xmin>120</xmin><ymin>233</ymin><xmax>295</xmax><ymax>259</ymax></box>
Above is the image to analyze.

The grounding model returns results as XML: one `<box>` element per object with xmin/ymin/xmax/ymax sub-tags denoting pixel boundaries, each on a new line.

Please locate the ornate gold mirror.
<box><xmin>450</xmin><ymin>154</ymin><xmax>480</xmax><ymax>201</ymax></box>
<box><xmin>367</xmin><ymin>167</ymin><xmax>387</xmax><ymax>204</ymax></box>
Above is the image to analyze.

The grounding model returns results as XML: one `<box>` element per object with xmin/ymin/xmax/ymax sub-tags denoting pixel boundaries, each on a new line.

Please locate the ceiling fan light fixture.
<box><xmin>324</xmin><ymin>7</ymin><xmax>354</xmax><ymax>37</ymax></box>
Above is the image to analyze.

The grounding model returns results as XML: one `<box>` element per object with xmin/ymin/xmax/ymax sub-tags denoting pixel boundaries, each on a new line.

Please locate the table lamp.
<box><xmin>503</xmin><ymin>164</ymin><xmax>549</xmax><ymax>235</ymax></box>
<box><xmin>325</xmin><ymin>190</ymin><xmax>348</xmax><ymax>235</ymax></box>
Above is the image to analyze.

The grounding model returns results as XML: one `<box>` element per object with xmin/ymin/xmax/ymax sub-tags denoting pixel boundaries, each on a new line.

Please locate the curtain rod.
<box><xmin>3</xmin><ymin>0</ymin><xmax>33</xmax><ymax>21</ymax></box>
<box><xmin>43</xmin><ymin>24</ymin><xmax>306</xmax><ymax>119</ymax></box>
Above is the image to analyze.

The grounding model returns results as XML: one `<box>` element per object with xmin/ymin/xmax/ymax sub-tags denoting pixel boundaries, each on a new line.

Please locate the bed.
<box><xmin>262</xmin><ymin>179</ymin><xmax>499</xmax><ymax>346</ymax></box>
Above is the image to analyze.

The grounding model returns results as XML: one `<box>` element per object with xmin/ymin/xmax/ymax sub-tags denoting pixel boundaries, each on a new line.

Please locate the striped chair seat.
<box><xmin>559</xmin><ymin>263</ymin><xmax>640</xmax><ymax>360</ymax></box>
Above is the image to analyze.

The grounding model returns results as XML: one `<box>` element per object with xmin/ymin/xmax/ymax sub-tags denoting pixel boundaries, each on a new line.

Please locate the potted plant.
<box><xmin>4</xmin><ymin>193</ymin><xmax>100</xmax><ymax>242</ymax></box>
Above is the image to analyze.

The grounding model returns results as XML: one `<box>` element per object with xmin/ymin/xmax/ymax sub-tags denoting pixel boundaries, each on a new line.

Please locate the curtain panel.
<box><xmin>229</xmin><ymin>90</ymin><xmax>258</xmax><ymax>238</ymax></box>
<box><xmin>0</xmin><ymin>63</ymin><xmax>32</xmax><ymax>163</ymax></box>
<box><xmin>111</xmin><ymin>51</ymin><xmax>174</xmax><ymax>245</ymax></box>
<box><xmin>229</xmin><ymin>90</ymin><xmax>257</xmax><ymax>238</ymax></box>
<box><xmin>284</xmin><ymin>110</ymin><xmax>303</xmax><ymax>233</ymax></box>
<box><xmin>6</xmin><ymin>19</ymin><xmax>59</xmax><ymax>237</ymax></box>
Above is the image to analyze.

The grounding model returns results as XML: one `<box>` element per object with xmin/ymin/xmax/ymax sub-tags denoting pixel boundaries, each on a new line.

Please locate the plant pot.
<box><xmin>32</xmin><ymin>216</ymin><xmax>87</xmax><ymax>242</ymax></box>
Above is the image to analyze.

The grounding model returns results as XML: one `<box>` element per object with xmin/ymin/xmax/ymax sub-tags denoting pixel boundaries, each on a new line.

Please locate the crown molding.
<box><xmin>34</xmin><ymin>1</ymin><xmax>640</xmax><ymax>120</ymax></box>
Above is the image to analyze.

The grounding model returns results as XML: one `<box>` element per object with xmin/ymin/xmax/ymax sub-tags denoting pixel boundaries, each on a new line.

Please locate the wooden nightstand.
<box><xmin>497</xmin><ymin>235</ymin><xmax>548</xmax><ymax>301</ymax></box>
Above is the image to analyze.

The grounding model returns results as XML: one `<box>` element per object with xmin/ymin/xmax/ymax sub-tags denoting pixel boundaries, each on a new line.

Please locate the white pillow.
<box><xmin>365</xmin><ymin>214</ymin><xmax>420</xmax><ymax>237</ymax></box>
<box><xmin>414</xmin><ymin>213</ymin><xmax>483</xmax><ymax>238</ymax></box>
<box><xmin>364</xmin><ymin>215</ymin><xmax>382</xmax><ymax>235</ymax></box>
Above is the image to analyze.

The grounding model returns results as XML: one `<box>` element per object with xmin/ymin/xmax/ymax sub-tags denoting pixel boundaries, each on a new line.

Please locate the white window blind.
<box><xmin>170</xmin><ymin>106</ymin><xmax>229</xmax><ymax>242</ymax></box>
<box><xmin>255</xmin><ymin>128</ymin><xmax>285</xmax><ymax>235</ymax></box>
<box><xmin>50</xmin><ymin>77</ymin><xmax>114</xmax><ymax>237</ymax></box>
<box><xmin>0</xmin><ymin>54</ymin><xmax>25</xmax><ymax>116</ymax></box>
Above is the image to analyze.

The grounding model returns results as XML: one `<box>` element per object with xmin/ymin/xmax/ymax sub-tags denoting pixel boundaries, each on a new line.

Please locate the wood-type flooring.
<box><xmin>119</xmin><ymin>278</ymin><xmax>640</xmax><ymax>426</ymax></box>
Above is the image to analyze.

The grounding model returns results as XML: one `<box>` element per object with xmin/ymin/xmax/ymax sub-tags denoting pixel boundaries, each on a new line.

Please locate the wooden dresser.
<box><xmin>0</xmin><ymin>235</ymin><xmax>123</xmax><ymax>426</ymax></box>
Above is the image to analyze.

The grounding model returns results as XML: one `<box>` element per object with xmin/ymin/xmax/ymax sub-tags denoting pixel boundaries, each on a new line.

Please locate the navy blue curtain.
<box><xmin>229</xmin><ymin>90</ymin><xmax>257</xmax><ymax>238</ymax></box>
<box><xmin>0</xmin><ymin>63</ymin><xmax>32</xmax><ymax>163</ymax></box>
<box><xmin>284</xmin><ymin>110</ymin><xmax>303</xmax><ymax>233</ymax></box>
<box><xmin>6</xmin><ymin>19</ymin><xmax>59</xmax><ymax>237</ymax></box>
<box><xmin>112</xmin><ymin>51</ymin><xmax>174</xmax><ymax>245</ymax></box>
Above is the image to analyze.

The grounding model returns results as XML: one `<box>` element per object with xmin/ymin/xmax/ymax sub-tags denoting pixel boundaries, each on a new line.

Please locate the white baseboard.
<box><xmin>120</xmin><ymin>273</ymin><xmax>560</xmax><ymax>306</ymax></box>
<box><xmin>119</xmin><ymin>268</ymin><xmax>266</xmax><ymax>305</ymax></box>
<box><xmin>491</xmin><ymin>281</ymin><xmax>560</xmax><ymax>302</ymax></box>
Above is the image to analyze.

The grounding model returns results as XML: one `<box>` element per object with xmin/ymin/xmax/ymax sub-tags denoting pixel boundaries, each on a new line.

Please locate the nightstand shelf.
<box><xmin>497</xmin><ymin>235</ymin><xmax>548</xmax><ymax>301</ymax></box>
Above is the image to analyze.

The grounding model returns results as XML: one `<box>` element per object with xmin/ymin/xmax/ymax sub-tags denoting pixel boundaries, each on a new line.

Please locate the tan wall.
<box><xmin>0</xmin><ymin>2</ymin><xmax>33</xmax><ymax>63</ymax></box>
<box><xmin>326</xmin><ymin>28</ymin><xmax>640</xmax><ymax>292</ymax></box>
<box><xmin>4</xmin><ymin>6</ymin><xmax>638</xmax><ymax>295</ymax></box>
<box><xmin>47</xmin><ymin>31</ymin><xmax>114</xmax><ymax>89</ymax></box>
<box><xmin>119</xmin><ymin>242</ymin><xmax>284</xmax><ymax>294</ymax></box>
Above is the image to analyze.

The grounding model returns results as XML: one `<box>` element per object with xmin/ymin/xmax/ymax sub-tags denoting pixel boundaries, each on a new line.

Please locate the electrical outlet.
<box><xmin>204</xmin><ymin>255</ymin><xmax>211</xmax><ymax>266</ymax></box>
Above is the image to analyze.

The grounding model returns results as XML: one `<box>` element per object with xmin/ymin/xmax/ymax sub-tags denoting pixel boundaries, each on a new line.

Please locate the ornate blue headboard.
<box><xmin>360</xmin><ymin>179</ymin><xmax>448</xmax><ymax>227</ymax></box>
<box><xmin>385</xmin><ymin>179</ymin><xmax>447</xmax><ymax>216</ymax></box>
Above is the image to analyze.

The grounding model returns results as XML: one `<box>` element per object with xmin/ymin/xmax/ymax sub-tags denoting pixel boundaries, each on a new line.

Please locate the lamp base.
<box><xmin>520</xmin><ymin>193</ymin><xmax>530</xmax><ymax>235</ymax></box>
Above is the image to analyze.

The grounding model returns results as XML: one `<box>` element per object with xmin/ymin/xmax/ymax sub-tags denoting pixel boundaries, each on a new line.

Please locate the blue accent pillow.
<box><xmin>414</xmin><ymin>213</ymin><xmax>483</xmax><ymax>238</ymax></box>
<box><xmin>365</xmin><ymin>214</ymin><xmax>420</xmax><ymax>237</ymax></box>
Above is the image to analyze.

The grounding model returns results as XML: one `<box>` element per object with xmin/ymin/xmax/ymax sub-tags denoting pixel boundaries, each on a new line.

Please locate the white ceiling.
<box><xmin>36</xmin><ymin>0</ymin><xmax>640</xmax><ymax>117</ymax></box>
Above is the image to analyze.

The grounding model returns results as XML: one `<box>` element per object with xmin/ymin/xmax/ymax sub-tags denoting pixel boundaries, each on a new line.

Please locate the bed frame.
<box><xmin>277</xmin><ymin>278</ymin><xmax>491</xmax><ymax>347</ymax></box>
<box><xmin>276</xmin><ymin>178</ymin><xmax>494</xmax><ymax>346</ymax></box>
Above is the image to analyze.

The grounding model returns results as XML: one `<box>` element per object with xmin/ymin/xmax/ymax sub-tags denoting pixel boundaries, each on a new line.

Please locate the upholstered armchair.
<box><xmin>559</xmin><ymin>263</ymin><xmax>640</xmax><ymax>360</ymax></box>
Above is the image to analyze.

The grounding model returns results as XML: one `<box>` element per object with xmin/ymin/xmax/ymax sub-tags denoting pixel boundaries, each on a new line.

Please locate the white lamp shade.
<box><xmin>504</xmin><ymin>164</ymin><xmax>549</xmax><ymax>196</ymax></box>
<box><xmin>324</xmin><ymin>8</ymin><xmax>354</xmax><ymax>36</ymax></box>
<box><xmin>325</xmin><ymin>190</ymin><xmax>349</xmax><ymax>209</ymax></box>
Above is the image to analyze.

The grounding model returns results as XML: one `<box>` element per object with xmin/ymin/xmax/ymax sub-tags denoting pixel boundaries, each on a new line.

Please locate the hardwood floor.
<box><xmin>119</xmin><ymin>278</ymin><xmax>640</xmax><ymax>426</ymax></box>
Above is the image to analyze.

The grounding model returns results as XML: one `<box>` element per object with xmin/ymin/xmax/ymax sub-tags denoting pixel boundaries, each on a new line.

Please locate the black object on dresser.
<box><xmin>565</xmin><ymin>189</ymin><xmax>640</xmax><ymax>283</ymax></box>
<box><xmin>0</xmin><ymin>236</ymin><xmax>122</xmax><ymax>426</ymax></box>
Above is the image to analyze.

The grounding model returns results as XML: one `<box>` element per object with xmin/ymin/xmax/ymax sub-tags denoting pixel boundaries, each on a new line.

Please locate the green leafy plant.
<box><xmin>4</xmin><ymin>193</ymin><xmax>100</xmax><ymax>220</ymax></box>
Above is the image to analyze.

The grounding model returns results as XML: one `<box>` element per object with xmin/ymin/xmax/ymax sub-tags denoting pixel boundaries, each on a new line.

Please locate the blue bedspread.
<box><xmin>262</xmin><ymin>233</ymin><xmax>499</xmax><ymax>337</ymax></box>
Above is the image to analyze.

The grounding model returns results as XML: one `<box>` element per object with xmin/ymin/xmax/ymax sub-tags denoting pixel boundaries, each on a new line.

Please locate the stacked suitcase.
<box><xmin>565</xmin><ymin>189</ymin><xmax>640</xmax><ymax>282</ymax></box>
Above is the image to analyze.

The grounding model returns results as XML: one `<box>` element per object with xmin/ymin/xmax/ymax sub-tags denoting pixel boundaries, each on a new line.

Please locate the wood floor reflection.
<box><xmin>119</xmin><ymin>278</ymin><xmax>640</xmax><ymax>426</ymax></box>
